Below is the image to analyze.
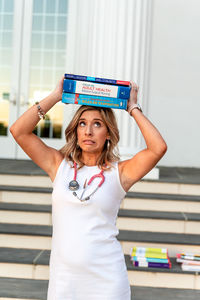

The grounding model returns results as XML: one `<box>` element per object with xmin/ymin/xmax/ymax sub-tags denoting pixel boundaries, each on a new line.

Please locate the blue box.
<box><xmin>62</xmin><ymin>93</ymin><xmax>128</xmax><ymax>110</ymax></box>
<box><xmin>63</xmin><ymin>79</ymin><xmax>130</xmax><ymax>99</ymax></box>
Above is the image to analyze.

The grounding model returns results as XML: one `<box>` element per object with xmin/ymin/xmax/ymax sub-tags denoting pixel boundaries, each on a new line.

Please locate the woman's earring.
<box><xmin>107</xmin><ymin>139</ymin><xmax>110</xmax><ymax>150</ymax></box>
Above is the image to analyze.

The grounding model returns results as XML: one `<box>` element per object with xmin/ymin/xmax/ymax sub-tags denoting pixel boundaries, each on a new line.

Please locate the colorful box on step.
<box><xmin>130</xmin><ymin>246</ymin><xmax>172</xmax><ymax>269</ymax></box>
<box><xmin>176</xmin><ymin>252</ymin><xmax>200</xmax><ymax>271</ymax></box>
<box><xmin>130</xmin><ymin>246</ymin><xmax>169</xmax><ymax>259</ymax></box>
<box><xmin>62</xmin><ymin>93</ymin><xmax>128</xmax><ymax>110</ymax></box>
<box><xmin>133</xmin><ymin>260</ymin><xmax>171</xmax><ymax>269</ymax></box>
<box><xmin>131</xmin><ymin>256</ymin><xmax>170</xmax><ymax>263</ymax></box>
<box><xmin>63</xmin><ymin>79</ymin><xmax>131</xmax><ymax>99</ymax></box>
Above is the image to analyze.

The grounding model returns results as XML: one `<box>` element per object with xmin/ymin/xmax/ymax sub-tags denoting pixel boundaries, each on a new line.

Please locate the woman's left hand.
<box><xmin>126</xmin><ymin>80</ymin><xmax>139</xmax><ymax>112</ymax></box>
<box><xmin>52</xmin><ymin>75</ymin><xmax>65</xmax><ymax>102</ymax></box>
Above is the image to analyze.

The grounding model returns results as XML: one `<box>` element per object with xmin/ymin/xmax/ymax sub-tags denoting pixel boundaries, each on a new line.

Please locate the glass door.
<box><xmin>0</xmin><ymin>0</ymin><xmax>72</xmax><ymax>159</ymax></box>
<box><xmin>0</xmin><ymin>0</ymin><xmax>23</xmax><ymax>158</ymax></box>
<box><xmin>17</xmin><ymin>0</ymin><xmax>71</xmax><ymax>159</ymax></box>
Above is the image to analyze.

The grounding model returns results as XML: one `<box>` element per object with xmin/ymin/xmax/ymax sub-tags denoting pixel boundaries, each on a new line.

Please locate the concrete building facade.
<box><xmin>0</xmin><ymin>0</ymin><xmax>199</xmax><ymax>167</ymax></box>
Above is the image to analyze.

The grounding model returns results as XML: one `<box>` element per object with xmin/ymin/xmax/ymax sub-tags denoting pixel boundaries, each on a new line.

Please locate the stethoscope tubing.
<box><xmin>71</xmin><ymin>162</ymin><xmax>105</xmax><ymax>201</ymax></box>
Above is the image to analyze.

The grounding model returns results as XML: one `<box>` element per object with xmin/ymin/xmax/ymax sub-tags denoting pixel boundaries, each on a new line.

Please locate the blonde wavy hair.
<box><xmin>60</xmin><ymin>105</ymin><xmax>120</xmax><ymax>170</ymax></box>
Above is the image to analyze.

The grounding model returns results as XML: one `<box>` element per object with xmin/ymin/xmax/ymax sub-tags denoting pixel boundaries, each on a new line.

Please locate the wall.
<box><xmin>66</xmin><ymin>0</ymin><xmax>200</xmax><ymax>167</ymax></box>
<box><xmin>149</xmin><ymin>0</ymin><xmax>200</xmax><ymax>167</ymax></box>
<box><xmin>65</xmin><ymin>0</ymin><xmax>153</xmax><ymax>159</ymax></box>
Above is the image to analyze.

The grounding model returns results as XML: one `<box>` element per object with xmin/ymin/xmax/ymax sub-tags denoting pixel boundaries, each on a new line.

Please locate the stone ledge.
<box><xmin>0</xmin><ymin>248</ymin><xmax>198</xmax><ymax>275</ymax></box>
<box><xmin>0</xmin><ymin>203</ymin><xmax>51</xmax><ymax>213</ymax></box>
<box><xmin>1</xmin><ymin>159</ymin><xmax>200</xmax><ymax>184</ymax></box>
<box><xmin>1</xmin><ymin>202</ymin><xmax>200</xmax><ymax>222</ymax></box>
<box><xmin>1</xmin><ymin>277</ymin><xmax>200</xmax><ymax>300</ymax></box>
<box><xmin>131</xmin><ymin>286</ymin><xmax>200</xmax><ymax>300</ymax></box>
<box><xmin>0</xmin><ymin>185</ymin><xmax>52</xmax><ymax>193</ymax></box>
<box><xmin>0</xmin><ymin>277</ymin><xmax>48</xmax><ymax>299</ymax></box>
<box><xmin>118</xmin><ymin>209</ymin><xmax>200</xmax><ymax>221</ymax></box>
<box><xmin>1</xmin><ymin>223</ymin><xmax>200</xmax><ymax>246</ymax></box>
<box><xmin>126</xmin><ymin>191</ymin><xmax>200</xmax><ymax>202</ymax></box>
<box><xmin>0</xmin><ymin>223</ymin><xmax>52</xmax><ymax>236</ymax></box>
<box><xmin>1</xmin><ymin>185</ymin><xmax>200</xmax><ymax>202</ymax></box>
<box><xmin>118</xmin><ymin>230</ymin><xmax>200</xmax><ymax>246</ymax></box>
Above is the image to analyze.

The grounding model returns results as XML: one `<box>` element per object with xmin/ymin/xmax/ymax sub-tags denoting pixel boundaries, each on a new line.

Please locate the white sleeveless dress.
<box><xmin>47</xmin><ymin>158</ymin><xmax>131</xmax><ymax>300</ymax></box>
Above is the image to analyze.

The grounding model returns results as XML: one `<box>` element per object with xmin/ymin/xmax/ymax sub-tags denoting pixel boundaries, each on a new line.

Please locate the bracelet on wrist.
<box><xmin>127</xmin><ymin>103</ymin><xmax>143</xmax><ymax>115</ymax></box>
<box><xmin>35</xmin><ymin>102</ymin><xmax>46</xmax><ymax>120</ymax></box>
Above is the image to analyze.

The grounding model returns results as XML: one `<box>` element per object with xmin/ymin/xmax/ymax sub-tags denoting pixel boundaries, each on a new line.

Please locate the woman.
<box><xmin>10</xmin><ymin>75</ymin><xmax>167</xmax><ymax>299</ymax></box>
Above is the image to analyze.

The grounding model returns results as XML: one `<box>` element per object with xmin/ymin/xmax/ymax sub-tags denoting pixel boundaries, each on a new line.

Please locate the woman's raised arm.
<box><xmin>119</xmin><ymin>81</ymin><xmax>167</xmax><ymax>192</ymax></box>
<box><xmin>10</xmin><ymin>76</ymin><xmax>65</xmax><ymax>181</ymax></box>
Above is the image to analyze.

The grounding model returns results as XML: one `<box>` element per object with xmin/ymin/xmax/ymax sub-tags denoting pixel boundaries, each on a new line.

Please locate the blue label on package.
<box><xmin>62</xmin><ymin>93</ymin><xmax>127</xmax><ymax>110</ymax></box>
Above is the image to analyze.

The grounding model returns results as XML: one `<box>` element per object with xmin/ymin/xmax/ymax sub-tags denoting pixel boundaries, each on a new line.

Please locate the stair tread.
<box><xmin>0</xmin><ymin>247</ymin><xmax>198</xmax><ymax>275</ymax></box>
<box><xmin>131</xmin><ymin>286</ymin><xmax>200</xmax><ymax>300</ymax></box>
<box><xmin>0</xmin><ymin>185</ymin><xmax>51</xmax><ymax>193</ymax></box>
<box><xmin>0</xmin><ymin>277</ymin><xmax>48</xmax><ymax>299</ymax></box>
<box><xmin>118</xmin><ymin>209</ymin><xmax>200</xmax><ymax>221</ymax></box>
<box><xmin>0</xmin><ymin>223</ymin><xmax>52</xmax><ymax>236</ymax></box>
<box><xmin>1</xmin><ymin>202</ymin><xmax>200</xmax><ymax>221</ymax></box>
<box><xmin>0</xmin><ymin>278</ymin><xmax>200</xmax><ymax>300</ymax></box>
<box><xmin>0</xmin><ymin>159</ymin><xmax>46</xmax><ymax>176</ymax></box>
<box><xmin>0</xmin><ymin>248</ymin><xmax>50</xmax><ymax>265</ymax></box>
<box><xmin>127</xmin><ymin>192</ymin><xmax>200</xmax><ymax>202</ymax></box>
<box><xmin>118</xmin><ymin>230</ymin><xmax>200</xmax><ymax>245</ymax></box>
<box><xmin>0</xmin><ymin>202</ymin><xmax>51</xmax><ymax>213</ymax></box>
<box><xmin>1</xmin><ymin>185</ymin><xmax>200</xmax><ymax>201</ymax></box>
<box><xmin>1</xmin><ymin>158</ymin><xmax>200</xmax><ymax>185</ymax></box>
<box><xmin>1</xmin><ymin>223</ymin><xmax>200</xmax><ymax>245</ymax></box>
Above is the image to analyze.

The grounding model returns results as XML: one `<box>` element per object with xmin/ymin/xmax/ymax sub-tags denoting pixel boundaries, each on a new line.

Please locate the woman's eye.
<box><xmin>79</xmin><ymin>121</ymin><xmax>85</xmax><ymax>127</ymax></box>
<box><xmin>94</xmin><ymin>122</ymin><xmax>101</xmax><ymax>127</ymax></box>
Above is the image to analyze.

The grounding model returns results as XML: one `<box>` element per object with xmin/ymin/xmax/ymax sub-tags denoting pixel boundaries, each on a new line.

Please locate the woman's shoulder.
<box><xmin>104</xmin><ymin>160</ymin><xmax>120</xmax><ymax>172</ymax></box>
<box><xmin>55</xmin><ymin>151</ymin><xmax>65</xmax><ymax>166</ymax></box>
<box><xmin>51</xmin><ymin>151</ymin><xmax>65</xmax><ymax>181</ymax></box>
<box><xmin>117</xmin><ymin>159</ymin><xmax>129</xmax><ymax>176</ymax></box>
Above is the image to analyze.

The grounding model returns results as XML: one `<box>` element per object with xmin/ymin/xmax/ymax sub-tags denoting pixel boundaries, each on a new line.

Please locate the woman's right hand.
<box><xmin>126</xmin><ymin>80</ymin><xmax>139</xmax><ymax>113</ymax></box>
<box><xmin>10</xmin><ymin>74</ymin><xmax>65</xmax><ymax>181</ymax></box>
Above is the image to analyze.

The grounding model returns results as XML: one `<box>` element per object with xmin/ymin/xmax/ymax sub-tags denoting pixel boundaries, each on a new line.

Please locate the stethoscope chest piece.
<box><xmin>68</xmin><ymin>162</ymin><xmax>105</xmax><ymax>202</ymax></box>
<box><xmin>69</xmin><ymin>180</ymin><xmax>79</xmax><ymax>191</ymax></box>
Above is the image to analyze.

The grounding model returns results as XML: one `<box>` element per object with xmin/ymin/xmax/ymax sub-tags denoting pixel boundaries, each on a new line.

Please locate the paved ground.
<box><xmin>159</xmin><ymin>166</ymin><xmax>200</xmax><ymax>184</ymax></box>
<box><xmin>1</xmin><ymin>278</ymin><xmax>200</xmax><ymax>300</ymax></box>
<box><xmin>0</xmin><ymin>158</ymin><xmax>200</xmax><ymax>184</ymax></box>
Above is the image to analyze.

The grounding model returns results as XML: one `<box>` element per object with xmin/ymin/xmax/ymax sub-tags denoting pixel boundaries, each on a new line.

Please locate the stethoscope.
<box><xmin>68</xmin><ymin>162</ymin><xmax>105</xmax><ymax>201</ymax></box>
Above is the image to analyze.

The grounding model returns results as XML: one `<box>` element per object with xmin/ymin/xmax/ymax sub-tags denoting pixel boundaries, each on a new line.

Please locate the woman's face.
<box><xmin>77</xmin><ymin>110</ymin><xmax>109</xmax><ymax>154</ymax></box>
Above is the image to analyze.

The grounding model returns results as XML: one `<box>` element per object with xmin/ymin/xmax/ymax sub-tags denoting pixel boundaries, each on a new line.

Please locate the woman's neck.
<box><xmin>81</xmin><ymin>152</ymin><xmax>100</xmax><ymax>166</ymax></box>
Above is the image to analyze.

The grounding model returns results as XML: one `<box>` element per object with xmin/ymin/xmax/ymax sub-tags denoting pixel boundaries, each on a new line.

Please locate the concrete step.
<box><xmin>1</xmin><ymin>173</ymin><xmax>200</xmax><ymax>195</ymax></box>
<box><xmin>0</xmin><ymin>186</ymin><xmax>51</xmax><ymax>205</ymax></box>
<box><xmin>0</xmin><ymin>248</ymin><xmax>49</xmax><ymax>280</ymax></box>
<box><xmin>0</xmin><ymin>223</ymin><xmax>52</xmax><ymax>250</ymax></box>
<box><xmin>133</xmin><ymin>181</ymin><xmax>200</xmax><ymax>196</ymax></box>
<box><xmin>0</xmin><ymin>203</ymin><xmax>52</xmax><ymax>226</ymax></box>
<box><xmin>132</xmin><ymin>286</ymin><xmax>200</xmax><ymax>300</ymax></box>
<box><xmin>0</xmin><ymin>175</ymin><xmax>51</xmax><ymax>188</ymax></box>
<box><xmin>126</xmin><ymin>255</ymin><xmax>200</xmax><ymax>290</ymax></box>
<box><xmin>0</xmin><ymin>248</ymin><xmax>200</xmax><ymax>289</ymax></box>
<box><xmin>1</xmin><ymin>185</ymin><xmax>200</xmax><ymax>214</ymax></box>
<box><xmin>117</xmin><ymin>209</ymin><xmax>200</xmax><ymax>234</ymax></box>
<box><xmin>1</xmin><ymin>161</ymin><xmax>200</xmax><ymax>297</ymax></box>
<box><xmin>1</xmin><ymin>223</ymin><xmax>200</xmax><ymax>256</ymax></box>
<box><xmin>122</xmin><ymin>192</ymin><xmax>200</xmax><ymax>213</ymax></box>
<box><xmin>1</xmin><ymin>278</ymin><xmax>200</xmax><ymax>300</ymax></box>
<box><xmin>119</xmin><ymin>230</ymin><xmax>200</xmax><ymax>257</ymax></box>
<box><xmin>1</xmin><ymin>203</ymin><xmax>200</xmax><ymax>235</ymax></box>
<box><xmin>0</xmin><ymin>277</ymin><xmax>48</xmax><ymax>300</ymax></box>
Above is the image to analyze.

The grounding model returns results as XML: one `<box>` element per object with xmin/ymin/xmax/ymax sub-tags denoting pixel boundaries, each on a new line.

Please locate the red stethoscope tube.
<box><xmin>74</xmin><ymin>162</ymin><xmax>105</xmax><ymax>187</ymax></box>
<box><xmin>71</xmin><ymin>162</ymin><xmax>105</xmax><ymax>201</ymax></box>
